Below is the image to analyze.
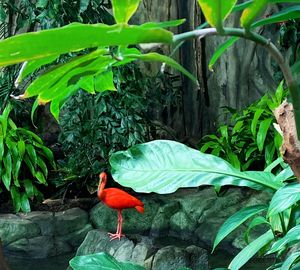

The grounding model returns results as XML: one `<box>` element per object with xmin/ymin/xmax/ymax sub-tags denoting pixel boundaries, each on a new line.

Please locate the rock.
<box><xmin>6</xmin><ymin>236</ymin><xmax>56</xmax><ymax>258</ymax></box>
<box><xmin>152</xmin><ymin>245</ymin><xmax>208</xmax><ymax>270</ymax></box>
<box><xmin>21</xmin><ymin>211</ymin><xmax>55</xmax><ymax>236</ymax></box>
<box><xmin>169</xmin><ymin>211</ymin><xmax>197</xmax><ymax>240</ymax></box>
<box><xmin>56</xmin><ymin>224</ymin><xmax>93</xmax><ymax>248</ymax></box>
<box><xmin>0</xmin><ymin>208</ymin><xmax>93</xmax><ymax>258</ymax></box>
<box><xmin>76</xmin><ymin>229</ymin><xmax>209</xmax><ymax>269</ymax></box>
<box><xmin>90</xmin><ymin>200</ymin><xmax>160</xmax><ymax>235</ymax></box>
<box><xmin>186</xmin><ymin>245</ymin><xmax>209</xmax><ymax>270</ymax></box>
<box><xmin>0</xmin><ymin>214</ymin><xmax>40</xmax><ymax>245</ymax></box>
<box><xmin>54</xmin><ymin>208</ymin><xmax>89</xmax><ymax>236</ymax></box>
<box><xmin>150</xmin><ymin>201</ymin><xmax>180</xmax><ymax>238</ymax></box>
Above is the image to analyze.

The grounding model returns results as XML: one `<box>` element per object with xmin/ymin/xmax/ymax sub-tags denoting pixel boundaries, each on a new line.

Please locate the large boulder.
<box><xmin>1</xmin><ymin>208</ymin><xmax>93</xmax><ymax>258</ymax></box>
<box><xmin>73</xmin><ymin>229</ymin><xmax>209</xmax><ymax>270</ymax></box>
<box><xmin>0</xmin><ymin>214</ymin><xmax>40</xmax><ymax>245</ymax></box>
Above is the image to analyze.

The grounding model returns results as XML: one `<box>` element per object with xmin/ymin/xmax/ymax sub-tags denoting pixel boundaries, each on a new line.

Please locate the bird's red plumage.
<box><xmin>100</xmin><ymin>188</ymin><xmax>144</xmax><ymax>210</ymax></box>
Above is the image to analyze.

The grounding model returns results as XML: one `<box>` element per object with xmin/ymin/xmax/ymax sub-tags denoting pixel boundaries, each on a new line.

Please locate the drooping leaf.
<box><xmin>244</xmin><ymin>216</ymin><xmax>270</xmax><ymax>244</ymax></box>
<box><xmin>10</xmin><ymin>186</ymin><xmax>21</xmax><ymax>212</ymax></box>
<box><xmin>251</xmin><ymin>108</ymin><xmax>264</xmax><ymax>137</ymax></box>
<box><xmin>36</xmin><ymin>0</ymin><xmax>48</xmax><ymax>8</ymax></box>
<box><xmin>111</xmin><ymin>0</ymin><xmax>141</xmax><ymax>24</ymax></box>
<box><xmin>229</xmin><ymin>230</ymin><xmax>274</xmax><ymax>270</ymax></box>
<box><xmin>213</xmin><ymin>205</ymin><xmax>267</xmax><ymax>251</ymax></box>
<box><xmin>18</xmin><ymin>128</ymin><xmax>43</xmax><ymax>144</ymax></box>
<box><xmin>110</xmin><ymin>140</ymin><xmax>283</xmax><ymax>194</ymax></box>
<box><xmin>126</xmin><ymin>53</ymin><xmax>197</xmax><ymax>83</ymax></box>
<box><xmin>69</xmin><ymin>252</ymin><xmax>145</xmax><ymax>270</ymax></box>
<box><xmin>35</xmin><ymin>171</ymin><xmax>47</xmax><ymax>185</ymax></box>
<box><xmin>94</xmin><ymin>70</ymin><xmax>116</xmax><ymax>92</ymax></box>
<box><xmin>0</xmin><ymin>23</ymin><xmax>173</xmax><ymax>67</ymax></box>
<box><xmin>268</xmin><ymin>225</ymin><xmax>300</xmax><ymax>254</ymax></box>
<box><xmin>240</xmin><ymin>0</ymin><xmax>268</xmax><ymax>30</ymax></box>
<box><xmin>26</xmin><ymin>144</ymin><xmax>38</xmax><ymax>166</ymax></box>
<box><xmin>79</xmin><ymin>0</ymin><xmax>90</xmax><ymax>13</ymax></box>
<box><xmin>197</xmin><ymin>0</ymin><xmax>238</xmax><ymax>30</ymax></box>
<box><xmin>274</xmin><ymin>166</ymin><xmax>294</xmax><ymax>183</ymax></box>
<box><xmin>3</xmin><ymin>152</ymin><xmax>12</xmax><ymax>190</ymax></box>
<box><xmin>77</xmin><ymin>76</ymin><xmax>95</xmax><ymax>94</ymax></box>
<box><xmin>15</xmin><ymin>55</ymin><xmax>59</xmax><ymax>86</ymax></box>
<box><xmin>209</xmin><ymin>37</ymin><xmax>239</xmax><ymax>71</ymax></box>
<box><xmin>268</xmin><ymin>183</ymin><xmax>300</xmax><ymax>217</ymax></box>
<box><xmin>20</xmin><ymin>193</ymin><xmax>31</xmax><ymax>213</ymax></box>
<box><xmin>257</xmin><ymin>118</ymin><xmax>273</xmax><ymax>152</ymax></box>
<box><xmin>141</xmin><ymin>19</ymin><xmax>186</xmax><ymax>29</ymax></box>
<box><xmin>252</xmin><ymin>5</ymin><xmax>300</xmax><ymax>29</ymax></box>
<box><xmin>280</xmin><ymin>251</ymin><xmax>300</xmax><ymax>270</ymax></box>
<box><xmin>24</xmin><ymin>179</ymin><xmax>34</xmax><ymax>198</ymax></box>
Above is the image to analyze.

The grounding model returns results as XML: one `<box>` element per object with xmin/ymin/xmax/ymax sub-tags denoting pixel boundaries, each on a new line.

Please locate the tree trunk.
<box><xmin>133</xmin><ymin>1</ymin><xmax>280</xmax><ymax>144</ymax></box>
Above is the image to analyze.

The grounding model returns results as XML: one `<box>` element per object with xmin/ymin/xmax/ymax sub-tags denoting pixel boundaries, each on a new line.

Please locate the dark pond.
<box><xmin>6</xmin><ymin>253</ymin><xmax>74</xmax><ymax>270</ymax></box>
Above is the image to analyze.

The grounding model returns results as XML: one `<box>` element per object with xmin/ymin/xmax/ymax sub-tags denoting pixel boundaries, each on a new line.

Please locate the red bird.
<box><xmin>97</xmin><ymin>172</ymin><xmax>144</xmax><ymax>241</ymax></box>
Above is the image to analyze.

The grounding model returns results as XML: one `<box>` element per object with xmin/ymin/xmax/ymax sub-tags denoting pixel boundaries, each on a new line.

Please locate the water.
<box><xmin>210</xmin><ymin>252</ymin><xmax>274</xmax><ymax>270</ymax></box>
<box><xmin>6</xmin><ymin>253</ymin><xmax>74</xmax><ymax>270</ymax></box>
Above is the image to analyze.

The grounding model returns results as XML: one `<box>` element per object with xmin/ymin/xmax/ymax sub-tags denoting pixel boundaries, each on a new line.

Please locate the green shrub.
<box><xmin>57</xmin><ymin>64</ymin><xmax>175</xmax><ymax>192</ymax></box>
<box><xmin>200</xmin><ymin>83</ymin><xmax>286</xmax><ymax>171</ymax></box>
<box><xmin>0</xmin><ymin>104</ymin><xmax>55</xmax><ymax>212</ymax></box>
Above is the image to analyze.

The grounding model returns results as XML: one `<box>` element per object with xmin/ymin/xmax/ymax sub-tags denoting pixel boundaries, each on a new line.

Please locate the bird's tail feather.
<box><xmin>135</xmin><ymin>206</ymin><xmax>144</xmax><ymax>213</ymax></box>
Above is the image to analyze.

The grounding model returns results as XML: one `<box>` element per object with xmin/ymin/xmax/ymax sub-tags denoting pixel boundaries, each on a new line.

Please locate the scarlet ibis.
<box><xmin>97</xmin><ymin>172</ymin><xmax>144</xmax><ymax>241</ymax></box>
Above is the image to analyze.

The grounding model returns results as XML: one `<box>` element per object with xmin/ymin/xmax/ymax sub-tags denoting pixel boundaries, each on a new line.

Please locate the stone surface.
<box><xmin>6</xmin><ymin>236</ymin><xmax>55</xmax><ymax>258</ymax></box>
<box><xmin>75</xmin><ymin>229</ymin><xmax>209</xmax><ymax>270</ymax></box>
<box><xmin>0</xmin><ymin>215</ymin><xmax>41</xmax><ymax>245</ymax></box>
<box><xmin>0</xmin><ymin>207</ymin><xmax>92</xmax><ymax>258</ymax></box>
<box><xmin>54</xmin><ymin>208</ymin><xmax>89</xmax><ymax>236</ymax></box>
<box><xmin>21</xmin><ymin>211</ymin><xmax>55</xmax><ymax>236</ymax></box>
<box><xmin>90</xmin><ymin>199</ymin><xmax>160</xmax><ymax>235</ymax></box>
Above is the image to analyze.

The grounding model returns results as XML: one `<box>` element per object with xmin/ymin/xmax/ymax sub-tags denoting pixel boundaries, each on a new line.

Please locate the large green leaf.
<box><xmin>268</xmin><ymin>183</ymin><xmax>300</xmax><ymax>217</ymax></box>
<box><xmin>111</xmin><ymin>0</ymin><xmax>141</xmax><ymax>24</ymax></box>
<box><xmin>208</xmin><ymin>37</ymin><xmax>239</xmax><ymax>71</ymax></box>
<box><xmin>126</xmin><ymin>53</ymin><xmax>197</xmax><ymax>83</ymax></box>
<box><xmin>229</xmin><ymin>230</ymin><xmax>274</xmax><ymax>270</ymax></box>
<box><xmin>197</xmin><ymin>0</ymin><xmax>238</xmax><ymax>30</ymax></box>
<box><xmin>252</xmin><ymin>5</ymin><xmax>300</xmax><ymax>29</ymax></box>
<box><xmin>110</xmin><ymin>140</ymin><xmax>283</xmax><ymax>194</ymax></box>
<box><xmin>0</xmin><ymin>23</ymin><xmax>173</xmax><ymax>67</ymax></box>
<box><xmin>213</xmin><ymin>205</ymin><xmax>267</xmax><ymax>251</ymax></box>
<box><xmin>240</xmin><ymin>0</ymin><xmax>268</xmax><ymax>30</ymax></box>
<box><xmin>69</xmin><ymin>252</ymin><xmax>145</xmax><ymax>270</ymax></box>
<box><xmin>268</xmin><ymin>225</ymin><xmax>300</xmax><ymax>254</ymax></box>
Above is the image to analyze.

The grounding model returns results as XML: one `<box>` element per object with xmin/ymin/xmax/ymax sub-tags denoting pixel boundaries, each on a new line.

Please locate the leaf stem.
<box><xmin>173</xmin><ymin>27</ymin><xmax>300</xmax><ymax>139</ymax></box>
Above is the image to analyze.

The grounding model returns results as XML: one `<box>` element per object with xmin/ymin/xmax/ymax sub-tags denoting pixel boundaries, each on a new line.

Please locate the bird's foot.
<box><xmin>108</xmin><ymin>232</ymin><xmax>125</xmax><ymax>241</ymax></box>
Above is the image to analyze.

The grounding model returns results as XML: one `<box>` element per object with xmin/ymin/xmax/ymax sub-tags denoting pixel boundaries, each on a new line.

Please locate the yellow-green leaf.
<box><xmin>197</xmin><ymin>0</ymin><xmax>237</xmax><ymax>29</ymax></box>
<box><xmin>112</xmin><ymin>0</ymin><xmax>141</xmax><ymax>24</ymax></box>
<box><xmin>240</xmin><ymin>0</ymin><xmax>268</xmax><ymax>30</ymax></box>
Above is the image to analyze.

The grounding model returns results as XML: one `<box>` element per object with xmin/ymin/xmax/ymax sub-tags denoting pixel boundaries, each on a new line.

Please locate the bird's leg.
<box><xmin>108</xmin><ymin>210</ymin><xmax>125</xmax><ymax>241</ymax></box>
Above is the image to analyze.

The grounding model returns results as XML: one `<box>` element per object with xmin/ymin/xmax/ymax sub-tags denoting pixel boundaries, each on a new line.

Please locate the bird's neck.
<box><xmin>97</xmin><ymin>179</ymin><xmax>106</xmax><ymax>200</ymax></box>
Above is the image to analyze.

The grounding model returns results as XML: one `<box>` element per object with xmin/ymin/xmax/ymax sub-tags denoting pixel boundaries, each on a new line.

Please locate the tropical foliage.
<box><xmin>200</xmin><ymin>83</ymin><xmax>286</xmax><ymax>171</ymax></box>
<box><xmin>0</xmin><ymin>0</ymin><xmax>300</xmax><ymax>269</ymax></box>
<box><xmin>0</xmin><ymin>104</ymin><xmax>55</xmax><ymax>212</ymax></box>
<box><xmin>56</xmin><ymin>64</ymin><xmax>175</xmax><ymax>191</ymax></box>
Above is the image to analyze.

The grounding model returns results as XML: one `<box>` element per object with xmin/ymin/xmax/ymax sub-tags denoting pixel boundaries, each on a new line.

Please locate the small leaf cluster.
<box><xmin>0</xmin><ymin>104</ymin><xmax>55</xmax><ymax>212</ymax></box>
<box><xmin>200</xmin><ymin>83</ymin><xmax>286</xmax><ymax>171</ymax></box>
